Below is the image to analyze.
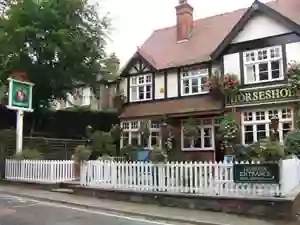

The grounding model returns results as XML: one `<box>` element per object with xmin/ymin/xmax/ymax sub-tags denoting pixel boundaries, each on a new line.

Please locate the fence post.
<box><xmin>279</xmin><ymin>159</ymin><xmax>285</xmax><ymax>196</ymax></box>
<box><xmin>50</xmin><ymin>161</ymin><xmax>55</xmax><ymax>183</ymax></box>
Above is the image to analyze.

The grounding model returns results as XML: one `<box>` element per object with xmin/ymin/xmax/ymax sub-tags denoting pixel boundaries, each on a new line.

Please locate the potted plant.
<box><xmin>72</xmin><ymin>145</ymin><xmax>91</xmax><ymax>180</ymax></box>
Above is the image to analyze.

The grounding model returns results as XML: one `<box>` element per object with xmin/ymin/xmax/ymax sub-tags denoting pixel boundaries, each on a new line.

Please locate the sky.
<box><xmin>96</xmin><ymin>0</ymin><xmax>273</xmax><ymax>67</ymax></box>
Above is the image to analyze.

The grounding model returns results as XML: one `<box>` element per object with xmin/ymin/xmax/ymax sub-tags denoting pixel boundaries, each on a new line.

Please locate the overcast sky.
<box><xmin>97</xmin><ymin>0</ymin><xmax>272</xmax><ymax>66</ymax></box>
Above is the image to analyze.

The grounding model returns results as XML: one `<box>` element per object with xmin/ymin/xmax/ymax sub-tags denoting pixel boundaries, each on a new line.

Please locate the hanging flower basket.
<box><xmin>206</xmin><ymin>73</ymin><xmax>241</xmax><ymax>98</ymax></box>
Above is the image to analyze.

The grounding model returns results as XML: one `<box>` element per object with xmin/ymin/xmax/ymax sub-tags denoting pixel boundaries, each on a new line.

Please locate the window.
<box><xmin>120</xmin><ymin>120</ymin><xmax>161</xmax><ymax>148</ymax></box>
<box><xmin>130</xmin><ymin>75</ymin><xmax>152</xmax><ymax>102</ymax></box>
<box><xmin>65</xmin><ymin>93</ymin><xmax>74</xmax><ymax>108</ymax></box>
<box><xmin>182</xmin><ymin>118</ymin><xmax>220</xmax><ymax>151</ymax></box>
<box><xmin>82</xmin><ymin>87</ymin><xmax>91</xmax><ymax>105</ymax></box>
<box><xmin>242</xmin><ymin>108</ymin><xmax>293</xmax><ymax>145</ymax></box>
<box><xmin>243</xmin><ymin>46</ymin><xmax>283</xmax><ymax>84</ymax></box>
<box><xmin>181</xmin><ymin>69</ymin><xmax>209</xmax><ymax>96</ymax></box>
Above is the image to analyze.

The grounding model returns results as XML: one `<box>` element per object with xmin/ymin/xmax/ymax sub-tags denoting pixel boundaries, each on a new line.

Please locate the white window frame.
<box><xmin>81</xmin><ymin>87</ymin><xmax>91</xmax><ymax>106</ymax></box>
<box><xmin>120</xmin><ymin>120</ymin><xmax>161</xmax><ymax>149</ymax></box>
<box><xmin>181</xmin><ymin>69</ymin><xmax>209</xmax><ymax>96</ymax></box>
<box><xmin>243</xmin><ymin>46</ymin><xmax>284</xmax><ymax>84</ymax></box>
<box><xmin>181</xmin><ymin>118</ymin><xmax>220</xmax><ymax>151</ymax></box>
<box><xmin>241</xmin><ymin>108</ymin><xmax>293</xmax><ymax>145</ymax></box>
<box><xmin>130</xmin><ymin>75</ymin><xmax>152</xmax><ymax>102</ymax></box>
<box><xmin>65</xmin><ymin>93</ymin><xmax>74</xmax><ymax>108</ymax></box>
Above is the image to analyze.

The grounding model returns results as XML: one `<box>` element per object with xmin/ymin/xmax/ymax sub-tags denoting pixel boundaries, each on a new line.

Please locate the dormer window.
<box><xmin>130</xmin><ymin>74</ymin><xmax>152</xmax><ymax>102</ymax></box>
<box><xmin>243</xmin><ymin>46</ymin><xmax>284</xmax><ymax>84</ymax></box>
<box><xmin>181</xmin><ymin>69</ymin><xmax>209</xmax><ymax>96</ymax></box>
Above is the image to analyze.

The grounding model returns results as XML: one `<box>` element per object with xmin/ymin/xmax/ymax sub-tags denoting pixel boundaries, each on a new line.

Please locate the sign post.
<box><xmin>6</xmin><ymin>76</ymin><xmax>34</xmax><ymax>153</ymax></box>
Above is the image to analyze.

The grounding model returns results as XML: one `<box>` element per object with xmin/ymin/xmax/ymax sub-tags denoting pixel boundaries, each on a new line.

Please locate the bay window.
<box><xmin>182</xmin><ymin>118</ymin><xmax>220</xmax><ymax>151</ymax></box>
<box><xmin>243</xmin><ymin>46</ymin><xmax>284</xmax><ymax>84</ymax></box>
<box><xmin>181</xmin><ymin>69</ymin><xmax>209</xmax><ymax>96</ymax></box>
<box><xmin>130</xmin><ymin>75</ymin><xmax>152</xmax><ymax>102</ymax></box>
<box><xmin>242</xmin><ymin>108</ymin><xmax>293</xmax><ymax>145</ymax></box>
<box><xmin>120</xmin><ymin>120</ymin><xmax>161</xmax><ymax>148</ymax></box>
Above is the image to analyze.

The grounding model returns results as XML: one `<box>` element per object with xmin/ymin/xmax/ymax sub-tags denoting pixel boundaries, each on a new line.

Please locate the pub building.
<box><xmin>226</xmin><ymin>86</ymin><xmax>295</xmax><ymax>147</ymax></box>
<box><xmin>118</xmin><ymin>0</ymin><xmax>300</xmax><ymax>161</ymax></box>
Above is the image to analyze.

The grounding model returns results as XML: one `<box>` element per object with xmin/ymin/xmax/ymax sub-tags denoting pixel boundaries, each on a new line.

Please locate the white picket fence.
<box><xmin>80</xmin><ymin>157</ymin><xmax>300</xmax><ymax>197</ymax></box>
<box><xmin>5</xmin><ymin>159</ymin><xmax>75</xmax><ymax>183</ymax></box>
<box><xmin>4</xmin><ymin>157</ymin><xmax>300</xmax><ymax>197</ymax></box>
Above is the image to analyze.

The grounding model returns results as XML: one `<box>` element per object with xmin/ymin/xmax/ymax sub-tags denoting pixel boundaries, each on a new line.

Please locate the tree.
<box><xmin>0</xmin><ymin>0</ymin><xmax>111</xmax><ymax>110</ymax></box>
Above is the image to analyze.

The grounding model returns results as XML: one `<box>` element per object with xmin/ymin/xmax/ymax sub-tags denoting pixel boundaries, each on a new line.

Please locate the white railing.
<box><xmin>80</xmin><ymin>158</ymin><xmax>300</xmax><ymax>197</ymax></box>
<box><xmin>5</xmin><ymin>157</ymin><xmax>300</xmax><ymax>197</ymax></box>
<box><xmin>5</xmin><ymin>159</ymin><xmax>75</xmax><ymax>183</ymax></box>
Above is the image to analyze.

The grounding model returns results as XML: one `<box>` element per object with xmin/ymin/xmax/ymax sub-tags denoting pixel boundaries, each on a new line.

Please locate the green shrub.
<box><xmin>234</xmin><ymin>138</ymin><xmax>286</xmax><ymax>162</ymax></box>
<box><xmin>12</xmin><ymin>148</ymin><xmax>44</xmax><ymax>160</ymax></box>
<box><xmin>284</xmin><ymin>129</ymin><xmax>300</xmax><ymax>156</ymax></box>
<box><xmin>234</xmin><ymin>144</ymin><xmax>252</xmax><ymax>161</ymax></box>
<box><xmin>249</xmin><ymin>139</ymin><xmax>285</xmax><ymax>162</ymax></box>
<box><xmin>91</xmin><ymin>131</ymin><xmax>116</xmax><ymax>157</ymax></box>
<box><xmin>72</xmin><ymin>145</ymin><xmax>91</xmax><ymax>163</ymax></box>
<box><xmin>149</xmin><ymin>147</ymin><xmax>168</xmax><ymax>163</ymax></box>
<box><xmin>120</xmin><ymin>145</ymin><xmax>138</xmax><ymax>161</ymax></box>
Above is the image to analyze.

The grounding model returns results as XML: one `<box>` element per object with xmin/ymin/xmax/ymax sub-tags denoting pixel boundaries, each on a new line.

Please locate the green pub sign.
<box><xmin>7</xmin><ymin>78</ymin><xmax>34</xmax><ymax>112</ymax></box>
<box><xmin>227</xmin><ymin>86</ymin><xmax>296</xmax><ymax>106</ymax></box>
<box><xmin>233</xmin><ymin>164</ymin><xmax>280</xmax><ymax>184</ymax></box>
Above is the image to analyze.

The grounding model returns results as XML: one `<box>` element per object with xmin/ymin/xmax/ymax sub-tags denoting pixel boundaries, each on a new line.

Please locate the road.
<box><xmin>0</xmin><ymin>193</ymin><xmax>190</xmax><ymax>225</ymax></box>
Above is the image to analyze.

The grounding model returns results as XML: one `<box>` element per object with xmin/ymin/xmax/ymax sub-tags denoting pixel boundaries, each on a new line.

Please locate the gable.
<box><xmin>128</xmin><ymin>58</ymin><xmax>152</xmax><ymax>74</ymax></box>
<box><xmin>120</xmin><ymin>51</ymin><xmax>156</xmax><ymax>76</ymax></box>
<box><xmin>211</xmin><ymin>1</ymin><xmax>300</xmax><ymax>60</ymax></box>
<box><xmin>232</xmin><ymin>13</ymin><xmax>291</xmax><ymax>44</ymax></box>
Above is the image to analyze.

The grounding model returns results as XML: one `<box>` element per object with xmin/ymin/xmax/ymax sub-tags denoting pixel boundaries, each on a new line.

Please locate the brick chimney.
<box><xmin>175</xmin><ymin>0</ymin><xmax>193</xmax><ymax>42</ymax></box>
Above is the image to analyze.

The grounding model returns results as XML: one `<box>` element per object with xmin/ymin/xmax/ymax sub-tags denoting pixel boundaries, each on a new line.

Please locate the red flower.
<box><xmin>204</xmin><ymin>81</ymin><xmax>212</xmax><ymax>87</ymax></box>
<box><xmin>231</xmin><ymin>79</ymin><xmax>237</xmax><ymax>85</ymax></box>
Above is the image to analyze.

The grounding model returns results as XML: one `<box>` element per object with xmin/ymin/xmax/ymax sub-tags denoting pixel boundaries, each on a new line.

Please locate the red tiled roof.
<box><xmin>119</xmin><ymin>95</ymin><xmax>223</xmax><ymax>119</ymax></box>
<box><xmin>136</xmin><ymin>0</ymin><xmax>300</xmax><ymax>70</ymax></box>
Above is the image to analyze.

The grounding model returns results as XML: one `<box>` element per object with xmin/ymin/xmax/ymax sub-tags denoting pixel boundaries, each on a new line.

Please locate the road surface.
<box><xmin>0</xmin><ymin>193</ymin><xmax>191</xmax><ymax>225</ymax></box>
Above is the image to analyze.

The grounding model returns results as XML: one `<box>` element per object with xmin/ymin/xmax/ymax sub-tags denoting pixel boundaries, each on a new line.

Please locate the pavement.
<box><xmin>0</xmin><ymin>184</ymin><xmax>278</xmax><ymax>225</ymax></box>
<box><xmin>0</xmin><ymin>192</ymin><xmax>185</xmax><ymax>225</ymax></box>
